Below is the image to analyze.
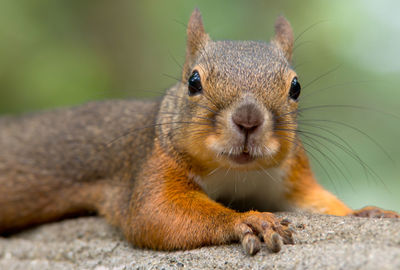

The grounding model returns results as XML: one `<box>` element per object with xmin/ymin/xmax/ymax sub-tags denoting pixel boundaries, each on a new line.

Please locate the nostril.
<box><xmin>233</xmin><ymin>120</ymin><xmax>260</xmax><ymax>134</ymax></box>
<box><xmin>232</xmin><ymin>104</ymin><xmax>264</xmax><ymax>134</ymax></box>
<box><xmin>234</xmin><ymin>121</ymin><xmax>259</xmax><ymax>132</ymax></box>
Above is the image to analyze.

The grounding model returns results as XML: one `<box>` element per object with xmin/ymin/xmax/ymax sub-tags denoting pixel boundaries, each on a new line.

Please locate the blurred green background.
<box><xmin>0</xmin><ymin>0</ymin><xmax>399</xmax><ymax>212</ymax></box>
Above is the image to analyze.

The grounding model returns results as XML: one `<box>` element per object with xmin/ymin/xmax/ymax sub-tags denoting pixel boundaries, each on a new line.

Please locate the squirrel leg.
<box><xmin>286</xmin><ymin>180</ymin><xmax>353</xmax><ymax>216</ymax></box>
<box><xmin>119</xmin><ymin>144</ymin><xmax>293</xmax><ymax>255</ymax></box>
<box><xmin>285</xmin><ymin>150</ymin><xmax>399</xmax><ymax>218</ymax></box>
<box><xmin>284</xmin><ymin>149</ymin><xmax>353</xmax><ymax>216</ymax></box>
<box><xmin>288</xmin><ymin>181</ymin><xmax>400</xmax><ymax>218</ymax></box>
<box><xmin>0</xmin><ymin>174</ymin><xmax>108</xmax><ymax>233</ymax></box>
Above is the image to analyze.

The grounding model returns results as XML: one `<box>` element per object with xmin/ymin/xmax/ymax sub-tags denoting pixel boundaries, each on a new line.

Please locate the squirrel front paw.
<box><xmin>234</xmin><ymin>211</ymin><xmax>294</xmax><ymax>255</ymax></box>
<box><xmin>351</xmin><ymin>206</ymin><xmax>400</xmax><ymax>218</ymax></box>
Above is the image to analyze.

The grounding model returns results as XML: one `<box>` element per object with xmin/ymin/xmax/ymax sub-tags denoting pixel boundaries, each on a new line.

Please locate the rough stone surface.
<box><xmin>1</xmin><ymin>212</ymin><xmax>399</xmax><ymax>270</ymax></box>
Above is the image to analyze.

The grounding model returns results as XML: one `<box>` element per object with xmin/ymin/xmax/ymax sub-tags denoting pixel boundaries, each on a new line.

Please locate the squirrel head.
<box><xmin>158</xmin><ymin>9</ymin><xmax>300</xmax><ymax>173</ymax></box>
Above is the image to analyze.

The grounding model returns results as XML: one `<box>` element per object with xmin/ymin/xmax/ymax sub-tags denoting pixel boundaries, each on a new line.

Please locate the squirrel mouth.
<box><xmin>229</xmin><ymin>151</ymin><xmax>255</xmax><ymax>164</ymax></box>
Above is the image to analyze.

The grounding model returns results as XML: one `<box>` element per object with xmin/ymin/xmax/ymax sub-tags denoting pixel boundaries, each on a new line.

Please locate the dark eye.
<box><xmin>188</xmin><ymin>70</ymin><xmax>203</xmax><ymax>96</ymax></box>
<box><xmin>289</xmin><ymin>77</ymin><xmax>301</xmax><ymax>101</ymax></box>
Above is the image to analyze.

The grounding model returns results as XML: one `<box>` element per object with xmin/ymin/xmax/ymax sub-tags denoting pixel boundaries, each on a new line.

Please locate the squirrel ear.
<box><xmin>273</xmin><ymin>16</ymin><xmax>294</xmax><ymax>62</ymax></box>
<box><xmin>183</xmin><ymin>9</ymin><xmax>210</xmax><ymax>78</ymax></box>
<box><xmin>186</xmin><ymin>8</ymin><xmax>209</xmax><ymax>56</ymax></box>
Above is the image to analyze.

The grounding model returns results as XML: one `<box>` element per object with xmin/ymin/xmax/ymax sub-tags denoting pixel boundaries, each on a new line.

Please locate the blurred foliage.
<box><xmin>0</xmin><ymin>0</ymin><xmax>399</xmax><ymax>211</ymax></box>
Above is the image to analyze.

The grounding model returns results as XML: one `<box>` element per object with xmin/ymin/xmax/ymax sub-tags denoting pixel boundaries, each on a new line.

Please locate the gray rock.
<box><xmin>1</xmin><ymin>212</ymin><xmax>399</xmax><ymax>270</ymax></box>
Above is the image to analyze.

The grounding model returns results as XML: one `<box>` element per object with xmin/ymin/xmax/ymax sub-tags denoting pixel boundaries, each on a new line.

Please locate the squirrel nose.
<box><xmin>232</xmin><ymin>103</ymin><xmax>264</xmax><ymax>134</ymax></box>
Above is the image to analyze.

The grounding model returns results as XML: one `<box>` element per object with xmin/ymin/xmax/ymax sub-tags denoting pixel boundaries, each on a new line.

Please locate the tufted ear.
<box><xmin>183</xmin><ymin>8</ymin><xmax>210</xmax><ymax>79</ymax></box>
<box><xmin>273</xmin><ymin>16</ymin><xmax>294</xmax><ymax>62</ymax></box>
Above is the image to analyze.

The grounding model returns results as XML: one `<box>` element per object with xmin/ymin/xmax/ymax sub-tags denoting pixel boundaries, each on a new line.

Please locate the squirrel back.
<box><xmin>0</xmin><ymin>99</ymin><xmax>159</xmax><ymax>232</ymax></box>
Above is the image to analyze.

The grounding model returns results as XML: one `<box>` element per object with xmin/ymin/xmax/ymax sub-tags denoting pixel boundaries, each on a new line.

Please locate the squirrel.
<box><xmin>0</xmin><ymin>9</ymin><xmax>399</xmax><ymax>255</ymax></box>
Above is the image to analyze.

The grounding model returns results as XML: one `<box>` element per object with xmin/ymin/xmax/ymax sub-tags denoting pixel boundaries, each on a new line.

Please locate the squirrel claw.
<box><xmin>351</xmin><ymin>206</ymin><xmax>400</xmax><ymax>218</ymax></box>
<box><xmin>235</xmin><ymin>211</ymin><xmax>295</xmax><ymax>255</ymax></box>
<box><xmin>241</xmin><ymin>233</ymin><xmax>261</xmax><ymax>255</ymax></box>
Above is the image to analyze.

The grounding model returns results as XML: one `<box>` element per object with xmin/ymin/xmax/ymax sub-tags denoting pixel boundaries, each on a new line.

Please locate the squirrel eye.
<box><xmin>188</xmin><ymin>70</ymin><xmax>203</xmax><ymax>96</ymax></box>
<box><xmin>289</xmin><ymin>77</ymin><xmax>301</xmax><ymax>101</ymax></box>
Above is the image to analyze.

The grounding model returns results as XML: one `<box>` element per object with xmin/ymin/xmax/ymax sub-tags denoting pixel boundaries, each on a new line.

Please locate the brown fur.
<box><xmin>0</xmin><ymin>9</ymin><xmax>398</xmax><ymax>254</ymax></box>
